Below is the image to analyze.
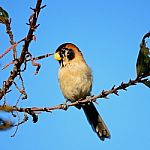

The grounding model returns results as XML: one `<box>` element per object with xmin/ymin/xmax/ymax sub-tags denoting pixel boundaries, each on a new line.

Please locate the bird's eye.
<box><xmin>59</xmin><ymin>48</ymin><xmax>75</xmax><ymax>60</ymax></box>
<box><xmin>66</xmin><ymin>49</ymin><xmax>75</xmax><ymax>60</ymax></box>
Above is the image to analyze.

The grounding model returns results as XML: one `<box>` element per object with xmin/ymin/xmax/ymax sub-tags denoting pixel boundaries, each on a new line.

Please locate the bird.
<box><xmin>54</xmin><ymin>43</ymin><xmax>110</xmax><ymax>141</ymax></box>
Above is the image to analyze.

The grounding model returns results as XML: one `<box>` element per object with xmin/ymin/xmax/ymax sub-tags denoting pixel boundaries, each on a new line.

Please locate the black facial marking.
<box><xmin>59</xmin><ymin>48</ymin><xmax>66</xmax><ymax>58</ymax></box>
<box><xmin>66</xmin><ymin>49</ymin><xmax>75</xmax><ymax>60</ymax></box>
<box><xmin>57</xmin><ymin>47</ymin><xmax>75</xmax><ymax>61</ymax></box>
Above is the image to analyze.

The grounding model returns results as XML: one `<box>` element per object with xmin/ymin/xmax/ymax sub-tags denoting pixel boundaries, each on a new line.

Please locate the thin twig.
<box><xmin>5</xmin><ymin>19</ymin><xmax>17</xmax><ymax>59</ymax></box>
<box><xmin>11</xmin><ymin>112</ymin><xmax>28</xmax><ymax>137</ymax></box>
<box><xmin>26</xmin><ymin>53</ymin><xmax>54</xmax><ymax>61</ymax></box>
<box><xmin>2</xmin><ymin>61</ymin><xmax>14</xmax><ymax>70</ymax></box>
<box><xmin>0</xmin><ymin>43</ymin><xmax>18</xmax><ymax>59</ymax></box>
<box><xmin>0</xmin><ymin>38</ymin><xmax>25</xmax><ymax>60</ymax></box>
<box><xmin>11</xmin><ymin>111</ymin><xmax>20</xmax><ymax>137</ymax></box>
<box><xmin>2</xmin><ymin>53</ymin><xmax>53</xmax><ymax>70</ymax></box>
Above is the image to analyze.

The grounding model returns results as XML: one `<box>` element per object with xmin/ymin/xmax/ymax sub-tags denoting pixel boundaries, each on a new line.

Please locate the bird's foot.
<box><xmin>86</xmin><ymin>95</ymin><xmax>94</xmax><ymax>104</ymax></box>
<box><xmin>61</xmin><ymin>100</ymin><xmax>69</xmax><ymax>110</ymax></box>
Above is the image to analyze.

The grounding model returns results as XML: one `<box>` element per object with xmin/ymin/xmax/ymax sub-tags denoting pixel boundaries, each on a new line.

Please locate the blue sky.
<box><xmin>0</xmin><ymin>0</ymin><xmax>150</xmax><ymax>150</ymax></box>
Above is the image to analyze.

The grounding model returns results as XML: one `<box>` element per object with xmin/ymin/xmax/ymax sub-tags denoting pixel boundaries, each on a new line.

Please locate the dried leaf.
<box><xmin>0</xmin><ymin>118</ymin><xmax>13</xmax><ymax>130</ymax></box>
<box><xmin>32</xmin><ymin>114</ymin><xmax>38</xmax><ymax>123</ymax></box>
<box><xmin>0</xmin><ymin>7</ymin><xmax>9</xmax><ymax>24</ymax></box>
<box><xmin>0</xmin><ymin>105</ymin><xmax>13</xmax><ymax>112</ymax></box>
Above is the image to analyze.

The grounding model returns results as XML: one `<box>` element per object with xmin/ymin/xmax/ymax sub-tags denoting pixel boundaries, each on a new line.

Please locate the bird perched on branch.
<box><xmin>54</xmin><ymin>43</ymin><xmax>110</xmax><ymax>141</ymax></box>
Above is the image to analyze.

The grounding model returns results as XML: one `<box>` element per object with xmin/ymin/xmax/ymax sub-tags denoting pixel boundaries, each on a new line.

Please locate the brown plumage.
<box><xmin>54</xmin><ymin>43</ymin><xmax>110</xmax><ymax>141</ymax></box>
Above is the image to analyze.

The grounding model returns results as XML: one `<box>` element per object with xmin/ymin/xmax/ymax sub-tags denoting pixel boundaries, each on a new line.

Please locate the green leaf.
<box><xmin>136</xmin><ymin>32</ymin><xmax>150</xmax><ymax>88</ymax></box>
<box><xmin>143</xmin><ymin>80</ymin><xmax>150</xmax><ymax>88</ymax></box>
<box><xmin>0</xmin><ymin>7</ymin><xmax>9</xmax><ymax>24</ymax></box>
<box><xmin>136</xmin><ymin>32</ymin><xmax>150</xmax><ymax>76</ymax></box>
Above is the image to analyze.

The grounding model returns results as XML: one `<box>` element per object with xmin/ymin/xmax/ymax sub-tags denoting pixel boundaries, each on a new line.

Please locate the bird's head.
<box><xmin>54</xmin><ymin>43</ymin><xmax>83</xmax><ymax>67</ymax></box>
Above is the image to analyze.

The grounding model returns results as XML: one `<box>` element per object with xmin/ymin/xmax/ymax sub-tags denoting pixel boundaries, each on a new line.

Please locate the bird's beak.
<box><xmin>54</xmin><ymin>52</ymin><xmax>61</xmax><ymax>61</ymax></box>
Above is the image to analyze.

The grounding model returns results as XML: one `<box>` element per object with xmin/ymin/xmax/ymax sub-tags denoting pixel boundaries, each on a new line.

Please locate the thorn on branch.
<box><xmin>101</xmin><ymin>90</ymin><xmax>109</xmax><ymax>98</ymax></box>
<box><xmin>30</xmin><ymin>7</ymin><xmax>35</xmax><ymax>11</ymax></box>
<box><xmin>129</xmin><ymin>79</ymin><xmax>137</xmax><ymax>86</ymax></box>
<box><xmin>26</xmin><ymin>22</ymin><xmax>30</xmax><ymax>26</ymax></box>
<box><xmin>36</xmin><ymin>24</ymin><xmax>40</xmax><ymax>28</ymax></box>
<box><xmin>31</xmin><ymin>24</ymin><xmax>40</xmax><ymax>30</ymax></box>
<box><xmin>111</xmin><ymin>85</ymin><xmax>115</xmax><ymax>90</ymax></box>
<box><xmin>30</xmin><ymin>4</ymin><xmax>46</xmax><ymax>11</ymax></box>
<box><xmin>113</xmin><ymin>90</ymin><xmax>119</xmax><ymax>96</ymax></box>
<box><xmin>40</xmin><ymin>5</ymin><xmax>47</xmax><ymax>9</ymax></box>
<box><xmin>120</xmin><ymin>82</ymin><xmax>127</xmax><ymax>91</ymax></box>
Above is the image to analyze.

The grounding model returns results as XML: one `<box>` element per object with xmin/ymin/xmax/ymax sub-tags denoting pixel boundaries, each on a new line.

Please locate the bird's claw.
<box><xmin>61</xmin><ymin>100</ymin><xmax>69</xmax><ymax>110</ymax></box>
<box><xmin>86</xmin><ymin>95</ymin><xmax>93</xmax><ymax>104</ymax></box>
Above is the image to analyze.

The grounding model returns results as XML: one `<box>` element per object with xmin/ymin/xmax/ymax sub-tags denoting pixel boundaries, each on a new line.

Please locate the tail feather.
<box><xmin>82</xmin><ymin>102</ymin><xmax>110</xmax><ymax>141</ymax></box>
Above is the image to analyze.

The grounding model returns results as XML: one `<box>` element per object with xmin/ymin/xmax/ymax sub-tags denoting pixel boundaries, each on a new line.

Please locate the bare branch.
<box><xmin>8</xmin><ymin>74</ymin><xmax>149</xmax><ymax>116</ymax></box>
<box><xmin>0</xmin><ymin>0</ymin><xmax>44</xmax><ymax>100</ymax></box>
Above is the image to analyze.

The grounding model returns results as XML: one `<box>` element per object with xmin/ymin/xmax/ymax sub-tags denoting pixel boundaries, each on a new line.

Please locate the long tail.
<box><xmin>82</xmin><ymin>102</ymin><xmax>110</xmax><ymax>141</ymax></box>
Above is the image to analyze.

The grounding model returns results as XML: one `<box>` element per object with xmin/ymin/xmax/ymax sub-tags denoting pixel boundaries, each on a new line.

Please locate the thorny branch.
<box><xmin>0</xmin><ymin>0</ymin><xmax>44</xmax><ymax>100</ymax></box>
<box><xmin>0</xmin><ymin>73</ymin><xmax>149</xmax><ymax>133</ymax></box>
<box><xmin>0</xmin><ymin>73</ymin><xmax>147</xmax><ymax>132</ymax></box>
<box><xmin>3</xmin><ymin>73</ymin><xmax>148</xmax><ymax>115</ymax></box>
